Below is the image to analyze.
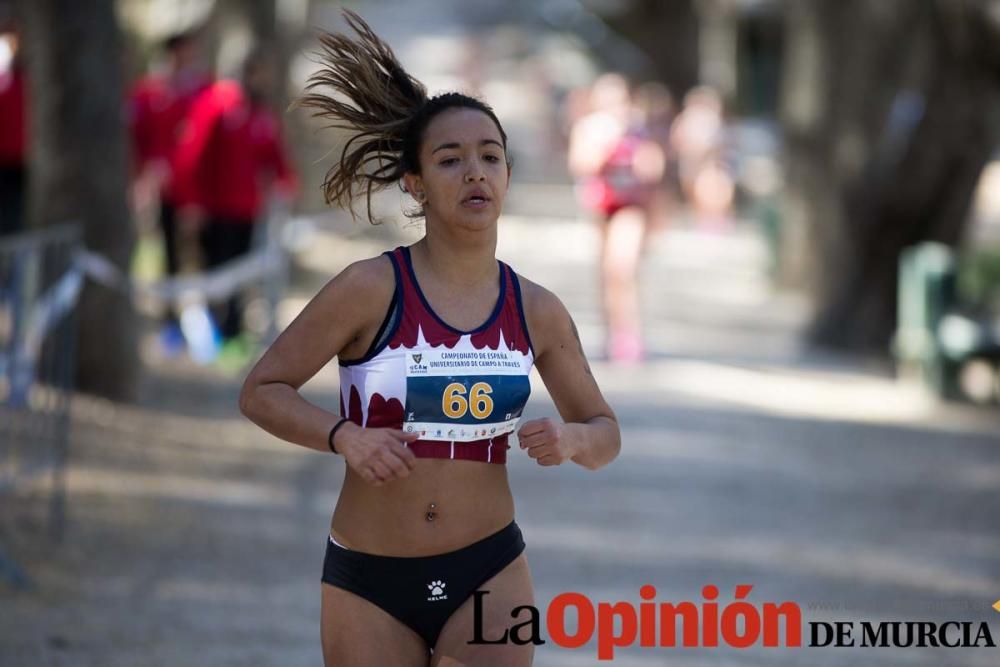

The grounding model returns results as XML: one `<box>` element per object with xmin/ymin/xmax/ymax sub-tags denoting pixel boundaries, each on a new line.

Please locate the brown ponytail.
<box><xmin>298</xmin><ymin>9</ymin><xmax>509</xmax><ymax>224</ymax></box>
<box><xmin>297</xmin><ymin>10</ymin><xmax>426</xmax><ymax>222</ymax></box>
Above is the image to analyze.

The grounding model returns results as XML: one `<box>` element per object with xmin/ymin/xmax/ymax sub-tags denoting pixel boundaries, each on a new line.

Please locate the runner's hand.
<box><xmin>517</xmin><ymin>418</ymin><xmax>577</xmax><ymax>466</ymax></box>
<box><xmin>335</xmin><ymin>423</ymin><xmax>419</xmax><ymax>486</ymax></box>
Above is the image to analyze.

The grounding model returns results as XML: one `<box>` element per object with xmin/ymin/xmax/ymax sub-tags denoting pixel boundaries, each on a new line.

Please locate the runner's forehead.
<box><xmin>423</xmin><ymin>109</ymin><xmax>504</xmax><ymax>152</ymax></box>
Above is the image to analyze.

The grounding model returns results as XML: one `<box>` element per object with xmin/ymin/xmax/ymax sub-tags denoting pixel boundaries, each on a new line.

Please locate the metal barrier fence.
<box><xmin>0</xmin><ymin>211</ymin><xmax>297</xmax><ymax>589</ymax></box>
<box><xmin>0</xmin><ymin>223</ymin><xmax>80</xmax><ymax>588</ymax></box>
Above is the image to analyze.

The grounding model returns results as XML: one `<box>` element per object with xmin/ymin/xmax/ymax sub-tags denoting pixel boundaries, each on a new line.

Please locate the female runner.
<box><xmin>239</xmin><ymin>11</ymin><xmax>620</xmax><ymax>666</ymax></box>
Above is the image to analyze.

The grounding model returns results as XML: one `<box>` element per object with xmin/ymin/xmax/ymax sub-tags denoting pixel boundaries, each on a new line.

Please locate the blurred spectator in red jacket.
<box><xmin>0</xmin><ymin>25</ymin><xmax>26</xmax><ymax>236</ymax></box>
<box><xmin>173</xmin><ymin>47</ymin><xmax>296</xmax><ymax>343</ymax></box>
<box><xmin>128</xmin><ymin>29</ymin><xmax>212</xmax><ymax>336</ymax></box>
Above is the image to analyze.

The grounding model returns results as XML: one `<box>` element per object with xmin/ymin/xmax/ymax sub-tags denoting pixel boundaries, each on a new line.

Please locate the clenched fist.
<box><xmin>336</xmin><ymin>423</ymin><xmax>419</xmax><ymax>486</ymax></box>
<box><xmin>517</xmin><ymin>418</ymin><xmax>578</xmax><ymax>466</ymax></box>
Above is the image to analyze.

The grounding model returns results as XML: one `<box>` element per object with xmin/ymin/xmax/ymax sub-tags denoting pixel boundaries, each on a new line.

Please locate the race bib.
<box><xmin>403</xmin><ymin>348</ymin><xmax>530</xmax><ymax>442</ymax></box>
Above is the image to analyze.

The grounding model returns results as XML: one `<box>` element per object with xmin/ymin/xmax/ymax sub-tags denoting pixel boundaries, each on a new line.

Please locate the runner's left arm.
<box><xmin>519</xmin><ymin>280</ymin><xmax>620</xmax><ymax>470</ymax></box>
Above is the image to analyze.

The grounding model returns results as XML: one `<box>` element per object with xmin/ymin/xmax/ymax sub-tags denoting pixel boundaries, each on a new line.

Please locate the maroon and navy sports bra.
<box><xmin>338</xmin><ymin>246</ymin><xmax>535</xmax><ymax>464</ymax></box>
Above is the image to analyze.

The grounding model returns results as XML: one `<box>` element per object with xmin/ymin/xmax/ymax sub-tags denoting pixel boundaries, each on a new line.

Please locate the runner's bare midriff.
<box><xmin>329</xmin><ymin>457</ymin><xmax>514</xmax><ymax>556</ymax></box>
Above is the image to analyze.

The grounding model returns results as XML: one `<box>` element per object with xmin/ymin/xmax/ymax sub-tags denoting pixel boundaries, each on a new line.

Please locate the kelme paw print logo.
<box><xmin>428</xmin><ymin>580</ymin><xmax>446</xmax><ymax>596</ymax></box>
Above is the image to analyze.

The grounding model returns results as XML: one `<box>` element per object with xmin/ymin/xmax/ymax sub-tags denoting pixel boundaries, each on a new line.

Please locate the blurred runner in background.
<box><xmin>173</xmin><ymin>47</ymin><xmax>296</xmax><ymax>364</ymax></box>
<box><xmin>127</xmin><ymin>29</ymin><xmax>212</xmax><ymax>350</ymax></box>
<box><xmin>568</xmin><ymin>74</ymin><xmax>665</xmax><ymax>364</ymax></box>
<box><xmin>670</xmin><ymin>85</ymin><xmax>734</xmax><ymax>229</ymax></box>
<box><xmin>633</xmin><ymin>80</ymin><xmax>677</xmax><ymax>234</ymax></box>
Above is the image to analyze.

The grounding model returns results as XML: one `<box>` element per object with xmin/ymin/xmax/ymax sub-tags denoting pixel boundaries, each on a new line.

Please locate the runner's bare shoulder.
<box><xmin>320</xmin><ymin>253</ymin><xmax>396</xmax><ymax>336</ymax></box>
<box><xmin>511</xmin><ymin>273</ymin><xmax>571</xmax><ymax>358</ymax></box>
<box><xmin>246</xmin><ymin>254</ymin><xmax>395</xmax><ymax>387</ymax></box>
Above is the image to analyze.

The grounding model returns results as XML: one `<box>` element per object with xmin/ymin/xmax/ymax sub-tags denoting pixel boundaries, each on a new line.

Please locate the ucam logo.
<box><xmin>408</xmin><ymin>353</ymin><xmax>428</xmax><ymax>374</ymax></box>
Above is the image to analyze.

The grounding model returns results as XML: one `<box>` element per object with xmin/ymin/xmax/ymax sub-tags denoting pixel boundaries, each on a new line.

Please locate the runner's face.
<box><xmin>410</xmin><ymin>108</ymin><xmax>510</xmax><ymax>230</ymax></box>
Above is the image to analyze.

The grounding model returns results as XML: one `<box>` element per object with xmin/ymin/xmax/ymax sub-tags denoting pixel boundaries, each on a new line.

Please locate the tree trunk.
<box><xmin>215</xmin><ymin>0</ymin><xmax>291</xmax><ymax>108</ymax></box>
<box><xmin>22</xmin><ymin>0</ymin><xmax>139</xmax><ymax>400</ymax></box>
<box><xmin>779</xmin><ymin>0</ymin><xmax>1000</xmax><ymax>353</ymax></box>
<box><xmin>599</xmin><ymin>0</ymin><xmax>700</xmax><ymax>95</ymax></box>
<box><xmin>240</xmin><ymin>0</ymin><xmax>277</xmax><ymax>44</ymax></box>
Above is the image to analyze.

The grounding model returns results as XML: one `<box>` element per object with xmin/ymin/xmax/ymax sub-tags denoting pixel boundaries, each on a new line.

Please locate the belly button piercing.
<box><xmin>425</xmin><ymin>502</ymin><xmax>437</xmax><ymax>522</ymax></box>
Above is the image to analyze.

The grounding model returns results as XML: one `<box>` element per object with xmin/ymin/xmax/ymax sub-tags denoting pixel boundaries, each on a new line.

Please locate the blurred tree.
<box><xmin>596</xmin><ymin>0</ymin><xmax>700</xmax><ymax>95</ymax></box>
<box><xmin>238</xmin><ymin>0</ymin><xmax>277</xmax><ymax>44</ymax></box>
<box><xmin>779</xmin><ymin>0</ymin><xmax>1000</xmax><ymax>352</ymax></box>
<box><xmin>216</xmin><ymin>0</ymin><xmax>292</xmax><ymax>108</ymax></box>
<box><xmin>21</xmin><ymin>0</ymin><xmax>139</xmax><ymax>399</ymax></box>
<box><xmin>237</xmin><ymin>0</ymin><xmax>288</xmax><ymax>108</ymax></box>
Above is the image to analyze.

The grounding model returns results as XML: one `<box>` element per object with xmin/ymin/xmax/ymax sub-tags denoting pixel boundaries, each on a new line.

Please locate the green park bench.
<box><xmin>895</xmin><ymin>242</ymin><xmax>1000</xmax><ymax>402</ymax></box>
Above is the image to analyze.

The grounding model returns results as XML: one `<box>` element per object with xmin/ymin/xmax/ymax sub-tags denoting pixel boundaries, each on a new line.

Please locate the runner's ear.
<box><xmin>402</xmin><ymin>172</ymin><xmax>425</xmax><ymax>203</ymax></box>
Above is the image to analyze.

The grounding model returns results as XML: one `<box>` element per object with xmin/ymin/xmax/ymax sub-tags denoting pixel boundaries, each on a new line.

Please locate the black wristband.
<box><xmin>328</xmin><ymin>418</ymin><xmax>349</xmax><ymax>454</ymax></box>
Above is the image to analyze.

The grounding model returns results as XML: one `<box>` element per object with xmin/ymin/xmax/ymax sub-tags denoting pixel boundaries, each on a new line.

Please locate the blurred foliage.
<box><xmin>957</xmin><ymin>247</ymin><xmax>1000</xmax><ymax>311</ymax></box>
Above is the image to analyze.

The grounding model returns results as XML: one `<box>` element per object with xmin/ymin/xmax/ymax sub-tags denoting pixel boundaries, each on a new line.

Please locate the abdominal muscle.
<box><xmin>329</xmin><ymin>457</ymin><xmax>515</xmax><ymax>556</ymax></box>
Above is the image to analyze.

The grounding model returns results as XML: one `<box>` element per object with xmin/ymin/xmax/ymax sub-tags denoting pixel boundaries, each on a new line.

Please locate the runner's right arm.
<box><xmin>239</xmin><ymin>256</ymin><xmax>417</xmax><ymax>484</ymax></box>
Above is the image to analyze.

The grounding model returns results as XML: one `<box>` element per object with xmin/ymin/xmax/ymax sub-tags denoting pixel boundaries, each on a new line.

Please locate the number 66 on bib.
<box><xmin>404</xmin><ymin>348</ymin><xmax>531</xmax><ymax>442</ymax></box>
